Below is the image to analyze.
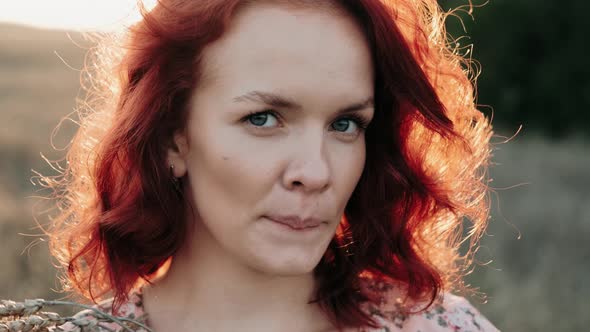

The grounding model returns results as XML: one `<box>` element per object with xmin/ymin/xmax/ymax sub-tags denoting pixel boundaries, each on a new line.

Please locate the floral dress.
<box><xmin>52</xmin><ymin>277</ymin><xmax>499</xmax><ymax>332</ymax></box>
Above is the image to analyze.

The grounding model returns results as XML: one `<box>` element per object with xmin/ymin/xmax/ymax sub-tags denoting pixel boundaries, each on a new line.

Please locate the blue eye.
<box><xmin>243</xmin><ymin>110</ymin><xmax>281</xmax><ymax>128</ymax></box>
<box><xmin>331</xmin><ymin>114</ymin><xmax>370</xmax><ymax>133</ymax></box>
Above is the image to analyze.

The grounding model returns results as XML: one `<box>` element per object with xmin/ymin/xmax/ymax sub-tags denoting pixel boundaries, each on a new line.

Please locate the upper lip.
<box><xmin>265</xmin><ymin>214</ymin><xmax>324</xmax><ymax>229</ymax></box>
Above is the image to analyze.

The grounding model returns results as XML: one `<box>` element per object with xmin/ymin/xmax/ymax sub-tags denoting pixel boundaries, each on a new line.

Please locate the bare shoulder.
<box><xmin>358</xmin><ymin>277</ymin><xmax>499</xmax><ymax>331</ymax></box>
<box><xmin>50</xmin><ymin>291</ymin><xmax>148</xmax><ymax>332</ymax></box>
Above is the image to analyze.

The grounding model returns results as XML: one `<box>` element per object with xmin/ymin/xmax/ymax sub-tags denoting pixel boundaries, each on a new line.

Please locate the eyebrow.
<box><xmin>232</xmin><ymin>90</ymin><xmax>374</xmax><ymax>114</ymax></box>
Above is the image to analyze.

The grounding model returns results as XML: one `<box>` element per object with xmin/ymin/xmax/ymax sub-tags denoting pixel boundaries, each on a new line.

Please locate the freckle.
<box><xmin>222</xmin><ymin>156</ymin><xmax>229</xmax><ymax>161</ymax></box>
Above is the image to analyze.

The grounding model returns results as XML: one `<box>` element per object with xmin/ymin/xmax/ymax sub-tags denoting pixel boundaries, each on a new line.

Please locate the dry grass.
<box><xmin>0</xmin><ymin>298</ymin><xmax>151</xmax><ymax>331</ymax></box>
<box><xmin>463</xmin><ymin>134</ymin><xmax>590</xmax><ymax>330</ymax></box>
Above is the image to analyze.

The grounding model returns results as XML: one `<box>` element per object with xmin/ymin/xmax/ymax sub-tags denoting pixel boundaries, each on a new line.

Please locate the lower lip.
<box><xmin>264</xmin><ymin>217</ymin><xmax>321</xmax><ymax>232</ymax></box>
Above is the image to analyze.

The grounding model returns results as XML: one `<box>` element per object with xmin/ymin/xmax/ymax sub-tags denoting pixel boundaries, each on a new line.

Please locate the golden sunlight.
<box><xmin>0</xmin><ymin>0</ymin><xmax>157</xmax><ymax>31</ymax></box>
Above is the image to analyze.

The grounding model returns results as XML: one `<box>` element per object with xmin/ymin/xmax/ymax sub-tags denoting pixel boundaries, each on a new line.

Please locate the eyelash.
<box><xmin>241</xmin><ymin>109</ymin><xmax>371</xmax><ymax>133</ymax></box>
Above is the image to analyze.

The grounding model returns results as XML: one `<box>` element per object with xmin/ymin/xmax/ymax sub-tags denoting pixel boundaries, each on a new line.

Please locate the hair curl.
<box><xmin>38</xmin><ymin>0</ymin><xmax>493</xmax><ymax>330</ymax></box>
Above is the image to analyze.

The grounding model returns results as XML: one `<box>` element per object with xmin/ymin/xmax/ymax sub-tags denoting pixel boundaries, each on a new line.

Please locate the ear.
<box><xmin>167</xmin><ymin>130</ymin><xmax>189</xmax><ymax>178</ymax></box>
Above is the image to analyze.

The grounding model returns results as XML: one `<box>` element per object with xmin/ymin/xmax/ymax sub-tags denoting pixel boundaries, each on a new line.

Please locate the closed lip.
<box><xmin>265</xmin><ymin>214</ymin><xmax>324</xmax><ymax>229</ymax></box>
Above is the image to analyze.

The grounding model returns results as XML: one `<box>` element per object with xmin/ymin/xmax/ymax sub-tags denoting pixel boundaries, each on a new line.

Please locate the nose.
<box><xmin>282</xmin><ymin>131</ymin><xmax>331</xmax><ymax>193</ymax></box>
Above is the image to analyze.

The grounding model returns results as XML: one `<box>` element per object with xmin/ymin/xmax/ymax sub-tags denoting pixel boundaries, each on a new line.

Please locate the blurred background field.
<box><xmin>1</xmin><ymin>1</ymin><xmax>589</xmax><ymax>330</ymax></box>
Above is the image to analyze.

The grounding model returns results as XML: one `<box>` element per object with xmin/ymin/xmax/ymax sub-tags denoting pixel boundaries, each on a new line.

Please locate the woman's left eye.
<box><xmin>331</xmin><ymin>115</ymin><xmax>370</xmax><ymax>134</ymax></box>
<box><xmin>242</xmin><ymin>110</ymin><xmax>370</xmax><ymax>134</ymax></box>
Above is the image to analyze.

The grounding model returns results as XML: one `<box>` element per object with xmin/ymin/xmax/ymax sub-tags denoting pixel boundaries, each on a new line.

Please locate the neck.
<box><xmin>141</xmin><ymin>227</ymin><xmax>334</xmax><ymax>332</ymax></box>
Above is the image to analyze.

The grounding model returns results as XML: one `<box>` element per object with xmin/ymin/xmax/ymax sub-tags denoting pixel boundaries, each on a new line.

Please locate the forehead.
<box><xmin>196</xmin><ymin>2</ymin><xmax>374</xmax><ymax>101</ymax></box>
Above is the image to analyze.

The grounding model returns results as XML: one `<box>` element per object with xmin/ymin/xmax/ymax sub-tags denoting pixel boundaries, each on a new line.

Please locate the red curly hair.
<box><xmin>39</xmin><ymin>0</ymin><xmax>493</xmax><ymax>330</ymax></box>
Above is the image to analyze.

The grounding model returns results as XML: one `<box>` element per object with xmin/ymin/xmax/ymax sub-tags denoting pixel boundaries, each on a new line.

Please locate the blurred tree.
<box><xmin>439</xmin><ymin>0</ymin><xmax>590</xmax><ymax>139</ymax></box>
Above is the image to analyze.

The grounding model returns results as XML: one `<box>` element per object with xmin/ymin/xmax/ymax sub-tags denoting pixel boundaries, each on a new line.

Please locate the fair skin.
<box><xmin>144</xmin><ymin>2</ymin><xmax>374</xmax><ymax>332</ymax></box>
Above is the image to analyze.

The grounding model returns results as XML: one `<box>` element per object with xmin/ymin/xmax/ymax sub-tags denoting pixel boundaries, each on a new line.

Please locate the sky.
<box><xmin>0</xmin><ymin>0</ymin><xmax>156</xmax><ymax>31</ymax></box>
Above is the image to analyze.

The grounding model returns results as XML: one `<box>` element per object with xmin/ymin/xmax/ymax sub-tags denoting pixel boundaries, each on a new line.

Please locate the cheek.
<box><xmin>332</xmin><ymin>138</ymin><xmax>366</xmax><ymax>204</ymax></box>
<box><xmin>187</xmin><ymin>126</ymin><xmax>279</xmax><ymax>217</ymax></box>
<box><xmin>350</xmin><ymin>147</ymin><xmax>366</xmax><ymax>189</ymax></box>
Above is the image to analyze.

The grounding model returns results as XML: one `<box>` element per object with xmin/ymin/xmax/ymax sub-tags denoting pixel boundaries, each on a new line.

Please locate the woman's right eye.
<box><xmin>243</xmin><ymin>110</ymin><xmax>281</xmax><ymax>128</ymax></box>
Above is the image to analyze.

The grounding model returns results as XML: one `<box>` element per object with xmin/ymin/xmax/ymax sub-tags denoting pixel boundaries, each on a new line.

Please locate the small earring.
<box><xmin>169</xmin><ymin>163</ymin><xmax>182</xmax><ymax>195</ymax></box>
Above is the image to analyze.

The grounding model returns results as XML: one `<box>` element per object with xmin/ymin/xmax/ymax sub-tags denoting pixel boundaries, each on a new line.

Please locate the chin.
<box><xmin>248</xmin><ymin>252</ymin><xmax>324</xmax><ymax>276</ymax></box>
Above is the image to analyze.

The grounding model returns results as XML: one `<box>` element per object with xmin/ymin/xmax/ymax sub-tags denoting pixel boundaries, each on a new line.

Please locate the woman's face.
<box><xmin>168</xmin><ymin>2</ymin><xmax>374</xmax><ymax>276</ymax></box>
